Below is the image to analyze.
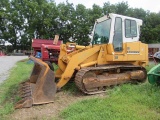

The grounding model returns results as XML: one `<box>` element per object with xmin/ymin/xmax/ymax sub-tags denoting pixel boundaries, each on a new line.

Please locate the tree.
<box><xmin>103</xmin><ymin>2</ymin><xmax>129</xmax><ymax>15</ymax></box>
<box><xmin>1</xmin><ymin>0</ymin><xmax>160</xmax><ymax>51</ymax></box>
<box><xmin>0</xmin><ymin>0</ymin><xmax>10</xmax><ymax>43</ymax></box>
<box><xmin>72</xmin><ymin>4</ymin><xmax>91</xmax><ymax>45</ymax></box>
<box><xmin>141</xmin><ymin>13</ymin><xmax>160</xmax><ymax>43</ymax></box>
<box><xmin>56</xmin><ymin>1</ymin><xmax>75</xmax><ymax>43</ymax></box>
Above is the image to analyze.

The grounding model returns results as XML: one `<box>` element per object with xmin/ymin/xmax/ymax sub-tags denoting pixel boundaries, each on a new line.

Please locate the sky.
<box><xmin>54</xmin><ymin>0</ymin><xmax>160</xmax><ymax>13</ymax></box>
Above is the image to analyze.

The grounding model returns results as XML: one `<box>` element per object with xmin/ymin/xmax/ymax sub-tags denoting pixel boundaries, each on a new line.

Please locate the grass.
<box><xmin>52</xmin><ymin>63</ymin><xmax>59</xmax><ymax>71</ymax></box>
<box><xmin>60</xmin><ymin>83</ymin><xmax>160</xmax><ymax>120</ymax></box>
<box><xmin>0</xmin><ymin>59</ymin><xmax>33</xmax><ymax>119</ymax></box>
<box><xmin>59</xmin><ymin>63</ymin><xmax>160</xmax><ymax>120</ymax></box>
<box><xmin>0</xmin><ymin>60</ymin><xmax>159</xmax><ymax>120</ymax></box>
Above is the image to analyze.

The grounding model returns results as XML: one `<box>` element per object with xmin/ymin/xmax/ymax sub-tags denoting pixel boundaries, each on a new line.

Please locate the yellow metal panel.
<box><xmin>81</xmin><ymin>52</ymin><xmax>99</xmax><ymax>64</ymax></box>
<box><xmin>97</xmin><ymin>45</ymin><xmax>108</xmax><ymax>65</ymax></box>
<box><xmin>56</xmin><ymin>45</ymin><xmax>101</xmax><ymax>89</ymax></box>
<box><xmin>106</xmin><ymin>44</ymin><xmax>113</xmax><ymax>54</ymax></box>
<box><xmin>126</xmin><ymin>42</ymin><xmax>140</xmax><ymax>52</ymax></box>
<box><xmin>80</xmin><ymin>61</ymin><xmax>97</xmax><ymax>68</ymax></box>
<box><xmin>105</xmin><ymin>42</ymin><xmax>148</xmax><ymax>64</ymax></box>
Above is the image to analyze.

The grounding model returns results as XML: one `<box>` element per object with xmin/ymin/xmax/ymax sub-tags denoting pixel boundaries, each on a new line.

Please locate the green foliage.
<box><xmin>0</xmin><ymin>0</ymin><xmax>160</xmax><ymax>49</ymax></box>
<box><xmin>0</xmin><ymin>59</ymin><xmax>33</xmax><ymax>119</ymax></box>
<box><xmin>60</xmin><ymin>83</ymin><xmax>160</xmax><ymax>120</ymax></box>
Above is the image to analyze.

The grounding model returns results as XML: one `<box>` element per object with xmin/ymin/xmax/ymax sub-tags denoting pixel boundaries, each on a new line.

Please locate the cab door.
<box><xmin>113</xmin><ymin>17</ymin><xmax>123</xmax><ymax>52</ymax></box>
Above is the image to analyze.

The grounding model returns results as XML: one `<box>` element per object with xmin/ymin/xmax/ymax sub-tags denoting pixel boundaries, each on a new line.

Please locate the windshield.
<box><xmin>92</xmin><ymin>19</ymin><xmax>111</xmax><ymax>45</ymax></box>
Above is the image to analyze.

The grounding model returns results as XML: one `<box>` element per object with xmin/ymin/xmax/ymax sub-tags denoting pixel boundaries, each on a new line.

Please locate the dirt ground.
<box><xmin>10</xmin><ymin>89</ymin><xmax>106</xmax><ymax>120</ymax></box>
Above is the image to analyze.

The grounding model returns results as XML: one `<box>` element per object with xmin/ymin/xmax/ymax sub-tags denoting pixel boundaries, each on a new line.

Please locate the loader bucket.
<box><xmin>15</xmin><ymin>56</ymin><xmax>57</xmax><ymax>109</ymax></box>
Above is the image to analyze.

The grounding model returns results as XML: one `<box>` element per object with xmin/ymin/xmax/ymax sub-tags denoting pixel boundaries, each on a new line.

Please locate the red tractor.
<box><xmin>32</xmin><ymin>38</ymin><xmax>62</xmax><ymax>64</ymax></box>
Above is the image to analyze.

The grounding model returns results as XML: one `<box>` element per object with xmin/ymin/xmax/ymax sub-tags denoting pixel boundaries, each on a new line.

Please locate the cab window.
<box><xmin>125</xmin><ymin>19</ymin><xmax>137</xmax><ymax>38</ymax></box>
<box><xmin>92</xmin><ymin>19</ymin><xmax>111</xmax><ymax>45</ymax></box>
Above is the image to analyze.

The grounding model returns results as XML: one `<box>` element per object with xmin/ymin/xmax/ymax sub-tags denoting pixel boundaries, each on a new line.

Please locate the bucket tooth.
<box><xmin>20</xmin><ymin>84</ymin><xmax>30</xmax><ymax>89</ymax></box>
<box><xmin>20</xmin><ymin>82</ymin><xmax>30</xmax><ymax>86</ymax></box>
<box><xmin>21</xmin><ymin>84</ymin><xmax>30</xmax><ymax>87</ymax></box>
<box><xmin>21</xmin><ymin>93</ymin><xmax>32</xmax><ymax>98</ymax></box>
<box><xmin>15</xmin><ymin>56</ymin><xmax>57</xmax><ymax>109</ymax></box>
<box><xmin>19</xmin><ymin>84</ymin><xmax>30</xmax><ymax>89</ymax></box>
<box><xmin>18</xmin><ymin>87</ymin><xmax>31</xmax><ymax>94</ymax></box>
<box><xmin>15</xmin><ymin>98</ymin><xmax>33</xmax><ymax>109</ymax></box>
<box><xmin>19</xmin><ymin>90</ymin><xmax>31</xmax><ymax>96</ymax></box>
<box><xmin>20</xmin><ymin>87</ymin><xmax>31</xmax><ymax>92</ymax></box>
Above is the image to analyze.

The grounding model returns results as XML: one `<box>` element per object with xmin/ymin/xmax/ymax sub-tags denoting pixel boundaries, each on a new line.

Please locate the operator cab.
<box><xmin>91</xmin><ymin>13</ymin><xmax>142</xmax><ymax>52</ymax></box>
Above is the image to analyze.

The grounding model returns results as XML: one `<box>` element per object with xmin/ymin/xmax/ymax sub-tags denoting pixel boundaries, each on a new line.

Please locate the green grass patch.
<box><xmin>0</xmin><ymin>59</ymin><xmax>33</xmax><ymax>119</ymax></box>
<box><xmin>60</xmin><ymin>64</ymin><xmax>160</xmax><ymax>120</ymax></box>
<box><xmin>60</xmin><ymin>83</ymin><xmax>160</xmax><ymax>120</ymax></box>
<box><xmin>53</xmin><ymin>63</ymin><xmax>59</xmax><ymax>71</ymax></box>
<box><xmin>62</xmin><ymin>82</ymin><xmax>79</xmax><ymax>94</ymax></box>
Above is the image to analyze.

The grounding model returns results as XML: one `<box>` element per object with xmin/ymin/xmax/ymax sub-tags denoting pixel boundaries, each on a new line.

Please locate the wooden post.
<box><xmin>53</xmin><ymin>35</ymin><xmax>59</xmax><ymax>45</ymax></box>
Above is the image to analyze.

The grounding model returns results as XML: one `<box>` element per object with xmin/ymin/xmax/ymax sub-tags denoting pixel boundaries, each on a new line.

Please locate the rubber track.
<box><xmin>75</xmin><ymin>65</ymin><xmax>147</xmax><ymax>94</ymax></box>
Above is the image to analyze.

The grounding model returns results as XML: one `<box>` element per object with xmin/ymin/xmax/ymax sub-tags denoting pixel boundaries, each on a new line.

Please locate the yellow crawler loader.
<box><xmin>15</xmin><ymin>13</ymin><xmax>148</xmax><ymax>108</ymax></box>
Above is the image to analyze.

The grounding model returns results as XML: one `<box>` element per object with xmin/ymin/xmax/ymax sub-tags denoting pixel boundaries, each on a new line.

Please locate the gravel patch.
<box><xmin>0</xmin><ymin>56</ymin><xmax>28</xmax><ymax>84</ymax></box>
